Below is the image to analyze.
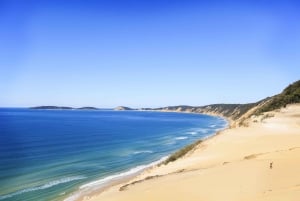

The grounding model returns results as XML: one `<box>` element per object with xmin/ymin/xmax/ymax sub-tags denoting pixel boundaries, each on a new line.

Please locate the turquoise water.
<box><xmin>0</xmin><ymin>108</ymin><xmax>226</xmax><ymax>201</ymax></box>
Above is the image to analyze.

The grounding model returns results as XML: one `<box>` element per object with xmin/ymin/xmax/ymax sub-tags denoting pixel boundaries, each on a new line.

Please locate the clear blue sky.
<box><xmin>1</xmin><ymin>0</ymin><xmax>300</xmax><ymax>108</ymax></box>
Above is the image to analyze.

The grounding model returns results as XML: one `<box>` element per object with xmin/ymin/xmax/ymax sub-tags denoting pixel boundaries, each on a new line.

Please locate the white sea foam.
<box><xmin>186</xmin><ymin>131</ymin><xmax>197</xmax><ymax>135</ymax></box>
<box><xmin>175</xmin><ymin>136</ymin><xmax>188</xmax><ymax>140</ymax></box>
<box><xmin>133</xmin><ymin>150</ymin><xmax>154</xmax><ymax>154</ymax></box>
<box><xmin>65</xmin><ymin>156</ymin><xmax>168</xmax><ymax>201</ymax></box>
<box><xmin>79</xmin><ymin>156</ymin><xmax>167</xmax><ymax>189</ymax></box>
<box><xmin>0</xmin><ymin>176</ymin><xmax>86</xmax><ymax>200</ymax></box>
<box><xmin>201</xmin><ymin>129</ymin><xmax>209</xmax><ymax>133</ymax></box>
<box><xmin>196</xmin><ymin>128</ymin><xmax>210</xmax><ymax>134</ymax></box>
<box><xmin>209</xmin><ymin>124</ymin><xmax>217</xmax><ymax>128</ymax></box>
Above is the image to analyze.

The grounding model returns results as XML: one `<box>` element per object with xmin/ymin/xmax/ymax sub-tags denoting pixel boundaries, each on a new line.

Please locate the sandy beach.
<box><xmin>79</xmin><ymin>104</ymin><xmax>300</xmax><ymax>201</ymax></box>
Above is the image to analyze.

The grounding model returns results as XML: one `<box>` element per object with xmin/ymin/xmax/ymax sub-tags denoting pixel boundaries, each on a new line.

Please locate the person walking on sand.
<box><xmin>270</xmin><ymin>162</ymin><xmax>273</xmax><ymax>169</ymax></box>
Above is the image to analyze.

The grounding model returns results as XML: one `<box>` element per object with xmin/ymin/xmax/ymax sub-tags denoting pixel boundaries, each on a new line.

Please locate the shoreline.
<box><xmin>78</xmin><ymin>104</ymin><xmax>300</xmax><ymax>201</ymax></box>
<box><xmin>63</xmin><ymin>113</ymin><xmax>227</xmax><ymax>201</ymax></box>
<box><xmin>64</xmin><ymin>156</ymin><xmax>169</xmax><ymax>201</ymax></box>
<box><xmin>63</xmin><ymin>112</ymin><xmax>228</xmax><ymax>201</ymax></box>
<box><xmin>136</xmin><ymin>108</ymin><xmax>233</xmax><ymax>128</ymax></box>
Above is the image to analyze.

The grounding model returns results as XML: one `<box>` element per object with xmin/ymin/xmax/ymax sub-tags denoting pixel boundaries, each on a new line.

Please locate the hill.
<box><xmin>255</xmin><ymin>80</ymin><xmax>300</xmax><ymax>114</ymax></box>
<box><xmin>140</xmin><ymin>80</ymin><xmax>300</xmax><ymax>126</ymax></box>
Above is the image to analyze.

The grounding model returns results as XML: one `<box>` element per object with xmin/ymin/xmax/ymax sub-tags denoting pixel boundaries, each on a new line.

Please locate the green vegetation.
<box><xmin>199</xmin><ymin>103</ymin><xmax>259</xmax><ymax>120</ymax></box>
<box><xmin>162</xmin><ymin>140</ymin><xmax>202</xmax><ymax>165</ymax></box>
<box><xmin>149</xmin><ymin>80</ymin><xmax>300</xmax><ymax>121</ymax></box>
<box><xmin>256</xmin><ymin>80</ymin><xmax>300</xmax><ymax>114</ymax></box>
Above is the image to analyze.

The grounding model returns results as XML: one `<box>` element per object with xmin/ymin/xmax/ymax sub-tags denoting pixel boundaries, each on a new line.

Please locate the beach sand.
<box><xmin>80</xmin><ymin>104</ymin><xmax>300</xmax><ymax>201</ymax></box>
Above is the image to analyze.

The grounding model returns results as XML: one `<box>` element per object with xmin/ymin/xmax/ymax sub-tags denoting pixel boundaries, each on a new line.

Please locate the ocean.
<box><xmin>0</xmin><ymin>108</ymin><xmax>227</xmax><ymax>201</ymax></box>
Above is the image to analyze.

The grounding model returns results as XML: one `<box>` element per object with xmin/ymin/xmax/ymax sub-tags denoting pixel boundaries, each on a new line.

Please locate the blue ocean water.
<box><xmin>0</xmin><ymin>108</ymin><xmax>226</xmax><ymax>201</ymax></box>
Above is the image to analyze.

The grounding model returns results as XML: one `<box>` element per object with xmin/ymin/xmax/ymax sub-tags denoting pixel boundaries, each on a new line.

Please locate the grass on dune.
<box><xmin>162</xmin><ymin>139</ymin><xmax>202</xmax><ymax>165</ymax></box>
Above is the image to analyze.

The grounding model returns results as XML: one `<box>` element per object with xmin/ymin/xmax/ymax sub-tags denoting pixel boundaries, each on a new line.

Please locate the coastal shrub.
<box><xmin>162</xmin><ymin>140</ymin><xmax>202</xmax><ymax>165</ymax></box>
<box><xmin>256</xmin><ymin>80</ymin><xmax>300</xmax><ymax>114</ymax></box>
<box><xmin>261</xmin><ymin>113</ymin><xmax>275</xmax><ymax>122</ymax></box>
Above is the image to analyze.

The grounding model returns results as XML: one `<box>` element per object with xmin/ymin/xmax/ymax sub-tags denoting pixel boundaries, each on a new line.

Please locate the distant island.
<box><xmin>77</xmin><ymin>107</ymin><xmax>99</xmax><ymax>110</ymax></box>
<box><xmin>30</xmin><ymin>106</ymin><xmax>99</xmax><ymax>110</ymax></box>
<box><xmin>30</xmin><ymin>106</ymin><xmax>134</xmax><ymax>111</ymax></box>
<box><xmin>30</xmin><ymin>106</ymin><xmax>74</xmax><ymax>110</ymax></box>
<box><xmin>114</xmin><ymin>106</ymin><xmax>134</xmax><ymax>110</ymax></box>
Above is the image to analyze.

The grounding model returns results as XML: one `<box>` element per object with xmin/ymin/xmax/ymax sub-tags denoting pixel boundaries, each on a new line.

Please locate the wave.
<box><xmin>164</xmin><ymin>136</ymin><xmax>188</xmax><ymax>145</ymax></box>
<box><xmin>200</xmin><ymin>129</ymin><xmax>209</xmax><ymax>133</ymax></box>
<box><xmin>186</xmin><ymin>131</ymin><xmax>197</xmax><ymax>135</ymax></box>
<box><xmin>195</xmin><ymin>128</ymin><xmax>210</xmax><ymax>134</ymax></box>
<box><xmin>175</xmin><ymin>136</ymin><xmax>188</xmax><ymax>140</ymax></box>
<box><xmin>79</xmin><ymin>156</ymin><xmax>167</xmax><ymax>189</ymax></box>
<box><xmin>65</xmin><ymin>156</ymin><xmax>168</xmax><ymax>201</ymax></box>
<box><xmin>132</xmin><ymin>150</ymin><xmax>154</xmax><ymax>154</ymax></box>
<box><xmin>0</xmin><ymin>176</ymin><xmax>86</xmax><ymax>200</ymax></box>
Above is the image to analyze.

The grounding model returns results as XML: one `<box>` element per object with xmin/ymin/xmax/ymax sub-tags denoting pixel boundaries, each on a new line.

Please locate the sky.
<box><xmin>1</xmin><ymin>0</ymin><xmax>300</xmax><ymax>108</ymax></box>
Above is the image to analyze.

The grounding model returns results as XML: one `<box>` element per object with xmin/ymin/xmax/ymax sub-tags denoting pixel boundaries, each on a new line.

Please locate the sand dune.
<box><xmin>83</xmin><ymin>104</ymin><xmax>300</xmax><ymax>201</ymax></box>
